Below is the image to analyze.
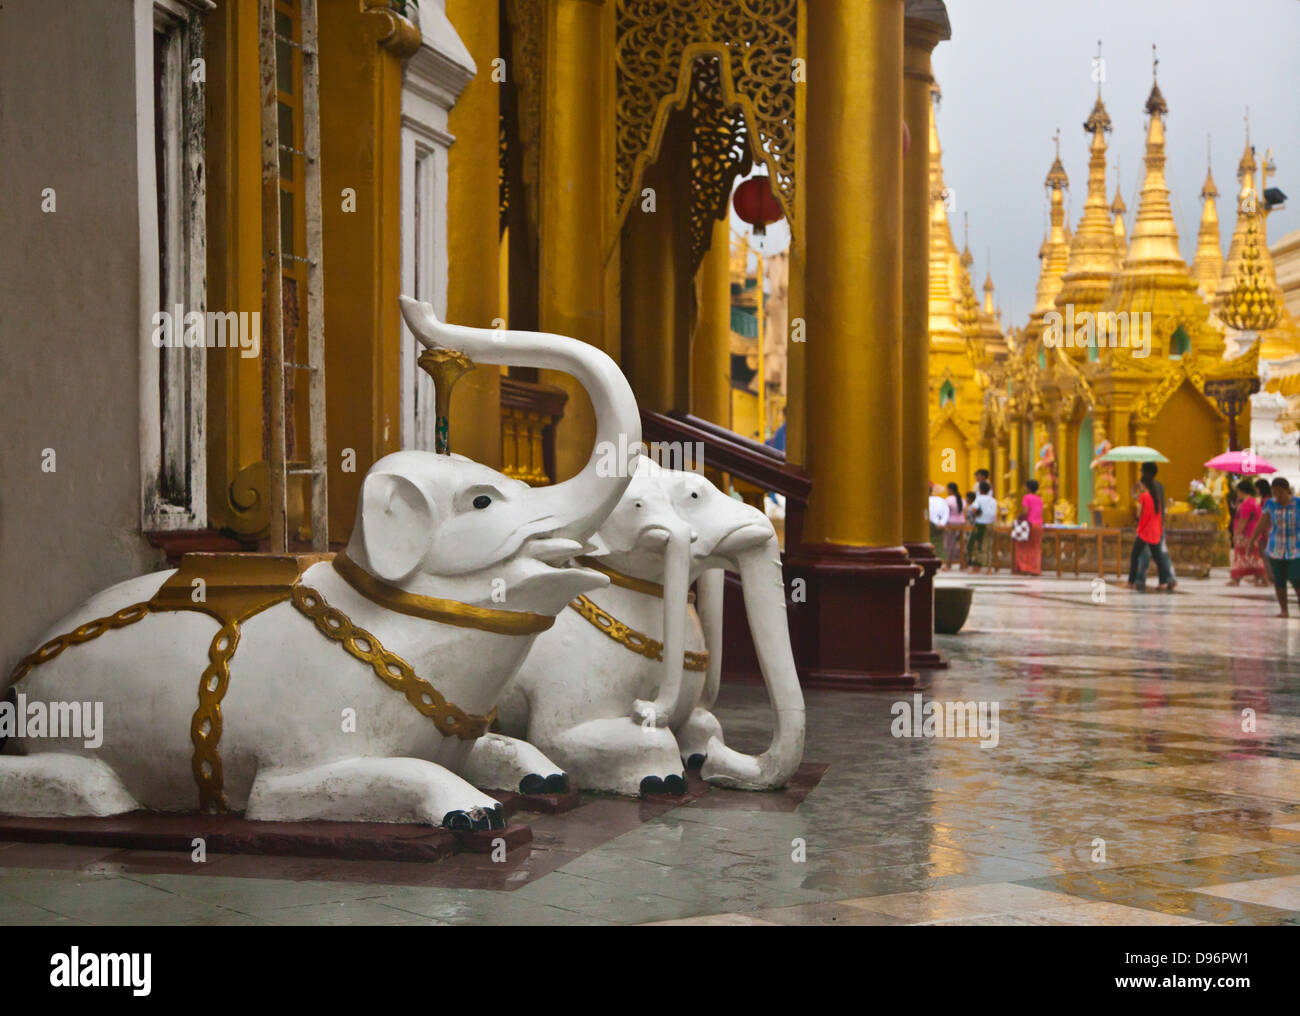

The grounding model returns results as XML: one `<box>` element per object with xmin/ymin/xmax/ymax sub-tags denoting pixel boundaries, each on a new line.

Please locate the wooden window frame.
<box><xmin>139</xmin><ymin>0</ymin><xmax>213</xmax><ymax>531</ymax></box>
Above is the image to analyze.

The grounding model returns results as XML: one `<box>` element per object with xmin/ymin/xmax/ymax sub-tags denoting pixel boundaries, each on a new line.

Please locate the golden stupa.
<box><xmin>1191</xmin><ymin>155</ymin><xmax>1224</xmax><ymax>302</ymax></box>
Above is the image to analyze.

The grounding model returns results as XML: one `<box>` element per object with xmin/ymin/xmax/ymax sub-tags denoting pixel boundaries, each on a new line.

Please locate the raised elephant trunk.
<box><xmin>631</xmin><ymin>518</ymin><xmax>693</xmax><ymax>729</ymax></box>
<box><xmin>399</xmin><ymin>297</ymin><xmax>641</xmax><ymax>543</ymax></box>
<box><xmin>700</xmin><ymin>532</ymin><xmax>805</xmax><ymax>789</ymax></box>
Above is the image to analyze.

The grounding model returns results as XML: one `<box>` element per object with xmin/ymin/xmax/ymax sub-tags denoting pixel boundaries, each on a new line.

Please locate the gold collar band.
<box><xmin>575</xmin><ymin>556</ymin><xmax>695</xmax><ymax>602</ymax></box>
<box><xmin>332</xmin><ymin>553</ymin><xmax>555</xmax><ymax>636</ymax></box>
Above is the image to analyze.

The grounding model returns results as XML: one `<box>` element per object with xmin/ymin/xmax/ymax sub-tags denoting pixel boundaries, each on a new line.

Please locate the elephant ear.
<box><xmin>359</xmin><ymin>472</ymin><xmax>434</xmax><ymax>582</ymax></box>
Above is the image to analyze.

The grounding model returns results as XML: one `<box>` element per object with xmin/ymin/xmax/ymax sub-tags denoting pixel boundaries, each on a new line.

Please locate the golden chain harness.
<box><xmin>6</xmin><ymin>554</ymin><xmax>500</xmax><ymax>813</ymax></box>
<box><xmin>569</xmin><ymin>594</ymin><xmax>709</xmax><ymax>672</ymax></box>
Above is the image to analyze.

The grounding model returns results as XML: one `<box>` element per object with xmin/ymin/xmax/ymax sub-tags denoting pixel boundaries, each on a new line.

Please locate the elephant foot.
<box><xmin>685</xmin><ymin>753</ymin><xmax>707</xmax><ymax>771</ymax></box>
<box><xmin>442</xmin><ymin>803</ymin><xmax>506</xmax><ymax>832</ymax></box>
<box><xmin>462</xmin><ymin>732</ymin><xmax>568</xmax><ymax>796</ymax></box>
<box><xmin>519</xmin><ymin>772</ymin><xmax>570</xmax><ymax>796</ymax></box>
<box><xmin>639</xmin><ymin>774</ymin><xmax>687</xmax><ymax>798</ymax></box>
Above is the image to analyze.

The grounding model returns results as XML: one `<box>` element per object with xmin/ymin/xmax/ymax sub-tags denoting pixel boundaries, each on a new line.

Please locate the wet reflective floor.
<box><xmin>2</xmin><ymin>573</ymin><xmax>1298</xmax><ymax>925</ymax></box>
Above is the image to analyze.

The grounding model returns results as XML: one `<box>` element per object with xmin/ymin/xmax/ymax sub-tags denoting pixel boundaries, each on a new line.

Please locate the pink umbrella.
<box><xmin>1204</xmin><ymin>451</ymin><xmax>1279</xmax><ymax>475</ymax></box>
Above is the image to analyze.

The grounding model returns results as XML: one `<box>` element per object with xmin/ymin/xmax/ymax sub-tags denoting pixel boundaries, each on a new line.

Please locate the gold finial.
<box><xmin>1145</xmin><ymin>45</ymin><xmax>1167</xmax><ymax>116</ymax></box>
<box><xmin>1201</xmin><ymin>137</ymin><xmax>1218</xmax><ymax>200</ymax></box>
<box><xmin>418</xmin><ymin>348</ymin><xmax>476</xmax><ymax>454</ymax></box>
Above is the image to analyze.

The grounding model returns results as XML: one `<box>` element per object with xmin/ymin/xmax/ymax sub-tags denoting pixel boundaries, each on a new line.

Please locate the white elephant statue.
<box><xmin>0</xmin><ymin>298</ymin><xmax>640</xmax><ymax>830</ymax></box>
<box><xmin>497</xmin><ymin>458</ymin><xmax>805</xmax><ymax>796</ymax></box>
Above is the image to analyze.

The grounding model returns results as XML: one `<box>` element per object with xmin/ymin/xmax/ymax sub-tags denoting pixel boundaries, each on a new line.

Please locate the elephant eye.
<box><xmin>472</xmin><ymin>495</ymin><xmax>492</xmax><ymax>510</ymax></box>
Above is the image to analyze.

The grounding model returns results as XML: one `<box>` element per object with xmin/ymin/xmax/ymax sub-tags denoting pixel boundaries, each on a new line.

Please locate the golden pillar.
<box><xmin>693</xmin><ymin>217</ymin><xmax>734</xmax><ymax>427</ymax></box>
<box><xmin>787</xmin><ymin>0</ymin><xmax>920</xmax><ymax>687</ymax></box>
<box><xmin>538</xmin><ymin>0</ymin><xmax>614</xmax><ymax>479</ymax></box>
<box><xmin>445</xmin><ymin>0</ymin><xmax>503</xmax><ymax>469</ymax></box>
<box><xmin>803</xmin><ymin>0</ymin><xmax>903</xmax><ymax>546</ymax></box>
<box><xmin>620</xmin><ymin>109</ymin><xmax>692</xmax><ymax>415</ymax></box>
<box><xmin>1009</xmin><ymin>417</ymin><xmax>1023</xmax><ymax>490</ymax></box>
<box><xmin>902</xmin><ymin>14</ymin><xmax>947</xmax><ymax>669</ymax></box>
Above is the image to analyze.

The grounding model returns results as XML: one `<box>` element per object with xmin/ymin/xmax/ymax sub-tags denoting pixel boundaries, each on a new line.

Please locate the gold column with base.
<box><xmin>786</xmin><ymin>0</ymin><xmax>920</xmax><ymax>689</ymax></box>
<box><xmin>902</xmin><ymin>14</ymin><xmax>948</xmax><ymax>670</ymax></box>
<box><xmin>538</xmin><ymin>0</ymin><xmax>615</xmax><ymax>481</ymax></box>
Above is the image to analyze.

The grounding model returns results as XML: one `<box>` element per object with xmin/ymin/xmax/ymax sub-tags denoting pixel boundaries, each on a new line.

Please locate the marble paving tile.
<box><xmin>1192</xmin><ymin>875</ymin><xmax>1300</xmax><ymax>910</ymax></box>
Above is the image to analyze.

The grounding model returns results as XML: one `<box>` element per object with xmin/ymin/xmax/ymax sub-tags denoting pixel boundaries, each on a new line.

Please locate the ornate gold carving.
<box><xmin>569</xmin><ymin>594</ymin><xmax>709</xmax><ymax>672</ymax></box>
<box><xmin>333</xmin><ymin>552</ymin><xmax>556</xmax><ymax>636</ymax></box>
<box><xmin>292</xmin><ymin>583</ymin><xmax>496</xmax><ymax>740</ymax></box>
<box><xmin>615</xmin><ymin>0</ymin><xmax>798</xmax><ymax>230</ymax></box>
<box><xmin>687</xmin><ymin>55</ymin><xmax>749</xmax><ymax>275</ymax></box>
<box><xmin>7</xmin><ymin>602</ymin><xmax>152</xmax><ymax>686</ymax></box>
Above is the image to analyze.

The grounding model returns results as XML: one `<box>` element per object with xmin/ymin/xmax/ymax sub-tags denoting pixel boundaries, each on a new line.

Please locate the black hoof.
<box><xmin>442</xmin><ymin>810</ymin><xmax>474</xmax><ymax>832</ymax></box>
<box><xmin>519</xmin><ymin>773</ymin><xmax>547</xmax><ymax>795</ymax></box>
<box><xmin>488</xmin><ymin>804</ymin><xmax>506</xmax><ymax>830</ymax></box>
<box><xmin>542</xmin><ymin>773</ymin><xmax>569</xmax><ymax>794</ymax></box>
<box><xmin>685</xmin><ymin>753</ymin><xmax>707</xmax><ymax>770</ymax></box>
<box><xmin>662</xmin><ymin>774</ymin><xmax>687</xmax><ymax>796</ymax></box>
<box><xmin>639</xmin><ymin>775</ymin><xmax>664</xmax><ymax>797</ymax></box>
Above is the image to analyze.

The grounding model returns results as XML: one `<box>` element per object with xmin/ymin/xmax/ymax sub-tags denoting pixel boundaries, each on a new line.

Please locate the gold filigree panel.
<box><xmin>615</xmin><ymin>0</ymin><xmax>798</xmax><ymax>230</ymax></box>
<box><xmin>688</xmin><ymin>56</ymin><xmax>749</xmax><ymax>275</ymax></box>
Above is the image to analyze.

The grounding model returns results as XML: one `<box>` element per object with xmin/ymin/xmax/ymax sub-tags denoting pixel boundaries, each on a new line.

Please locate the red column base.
<box><xmin>785</xmin><ymin>543</ymin><xmax>921</xmax><ymax>689</ymax></box>
<box><xmin>905</xmin><ymin>542</ymin><xmax>948</xmax><ymax>669</ymax></box>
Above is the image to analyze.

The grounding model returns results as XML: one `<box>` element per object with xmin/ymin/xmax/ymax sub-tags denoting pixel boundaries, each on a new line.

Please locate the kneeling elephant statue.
<box><xmin>0</xmin><ymin>298</ymin><xmax>640</xmax><ymax>829</ymax></box>
<box><xmin>497</xmin><ymin>459</ymin><xmax>805</xmax><ymax>796</ymax></box>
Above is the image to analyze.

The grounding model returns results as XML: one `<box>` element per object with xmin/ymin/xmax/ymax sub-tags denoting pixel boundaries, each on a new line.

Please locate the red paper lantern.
<box><xmin>732</xmin><ymin>175</ymin><xmax>784</xmax><ymax>236</ymax></box>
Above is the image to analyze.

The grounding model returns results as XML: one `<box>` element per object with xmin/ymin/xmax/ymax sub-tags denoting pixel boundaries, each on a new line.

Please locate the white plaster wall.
<box><xmin>0</xmin><ymin>0</ymin><xmax>163</xmax><ymax>674</ymax></box>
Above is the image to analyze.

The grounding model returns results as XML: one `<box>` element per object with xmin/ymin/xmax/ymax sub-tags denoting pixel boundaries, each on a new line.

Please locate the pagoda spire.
<box><xmin>1192</xmin><ymin>138</ymin><xmax>1224</xmax><ymax>301</ymax></box>
<box><xmin>1099</xmin><ymin>56</ymin><xmax>1223</xmax><ymax>359</ymax></box>
<box><xmin>1054</xmin><ymin>77</ymin><xmax>1122</xmax><ymax>354</ymax></box>
<box><xmin>1216</xmin><ymin>125</ymin><xmax>1262</xmax><ymax>311</ymax></box>
<box><xmin>927</xmin><ymin>85</ymin><xmax>962</xmax><ymax>348</ymax></box>
<box><xmin>1027</xmin><ymin>133</ymin><xmax>1070</xmax><ymax>340</ymax></box>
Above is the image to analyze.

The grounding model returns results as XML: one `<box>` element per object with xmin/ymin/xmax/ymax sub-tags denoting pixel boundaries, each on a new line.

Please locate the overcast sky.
<box><xmin>931</xmin><ymin>0</ymin><xmax>1300</xmax><ymax>328</ymax></box>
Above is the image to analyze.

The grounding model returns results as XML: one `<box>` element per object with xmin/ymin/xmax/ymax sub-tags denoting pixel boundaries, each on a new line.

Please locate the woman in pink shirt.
<box><xmin>1229</xmin><ymin>478</ymin><xmax>1267</xmax><ymax>586</ymax></box>
<box><xmin>1013</xmin><ymin>479</ymin><xmax>1044</xmax><ymax>576</ymax></box>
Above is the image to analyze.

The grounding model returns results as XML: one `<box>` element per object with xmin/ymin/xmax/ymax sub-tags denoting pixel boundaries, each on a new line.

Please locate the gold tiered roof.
<box><xmin>1221</xmin><ymin>212</ymin><xmax>1281</xmax><ymax>332</ymax></box>
<box><xmin>1214</xmin><ymin>132</ymin><xmax>1298</xmax><ymax>359</ymax></box>
<box><xmin>1054</xmin><ymin>91</ymin><xmax>1122</xmax><ymax>351</ymax></box>
<box><xmin>1097</xmin><ymin>75</ymin><xmax>1222</xmax><ymax>360</ymax></box>
<box><xmin>1192</xmin><ymin>157</ymin><xmax>1224</xmax><ymax>301</ymax></box>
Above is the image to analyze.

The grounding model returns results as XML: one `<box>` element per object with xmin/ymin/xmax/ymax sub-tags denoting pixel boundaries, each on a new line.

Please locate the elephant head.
<box><xmin>341</xmin><ymin>298</ymin><xmax>642</xmax><ymax>617</ymax></box>
<box><xmin>595</xmin><ymin>460</ymin><xmax>805</xmax><ymax>789</ymax></box>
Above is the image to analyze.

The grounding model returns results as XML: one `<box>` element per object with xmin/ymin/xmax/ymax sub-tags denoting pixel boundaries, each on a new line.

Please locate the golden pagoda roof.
<box><xmin>1098</xmin><ymin>70</ymin><xmax>1224</xmax><ymax>361</ymax></box>
<box><xmin>1055</xmin><ymin>91</ymin><xmax>1122</xmax><ymax>339</ymax></box>
<box><xmin>1192</xmin><ymin>159</ymin><xmax>1224</xmax><ymax>301</ymax></box>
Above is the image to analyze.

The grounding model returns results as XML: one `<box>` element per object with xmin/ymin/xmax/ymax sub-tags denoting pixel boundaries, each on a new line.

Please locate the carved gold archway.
<box><xmin>614</xmin><ymin>0</ymin><xmax>800</xmax><ymax>240</ymax></box>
